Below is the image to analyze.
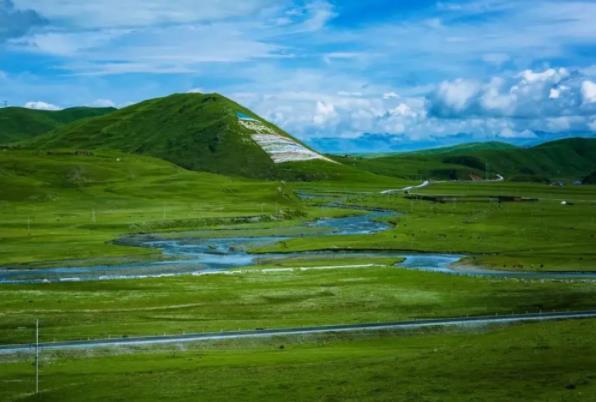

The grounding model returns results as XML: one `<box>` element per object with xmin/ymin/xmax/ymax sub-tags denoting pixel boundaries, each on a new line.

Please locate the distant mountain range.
<box><xmin>335</xmin><ymin>137</ymin><xmax>596</xmax><ymax>182</ymax></box>
<box><xmin>308</xmin><ymin>132</ymin><xmax>596</xmax><ymax>155</ymax></box>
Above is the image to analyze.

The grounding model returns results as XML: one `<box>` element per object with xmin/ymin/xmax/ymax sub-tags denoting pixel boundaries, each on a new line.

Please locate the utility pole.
<box><xmin>35</xmin><ymin>319</ymin><xmax>39</xmax><ymax>394</ymax></box>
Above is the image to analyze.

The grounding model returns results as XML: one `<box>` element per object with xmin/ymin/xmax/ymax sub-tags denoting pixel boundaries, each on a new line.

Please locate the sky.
<box><xmin>2</xmin><ymin>0</ymin><xmax>596</xmax><ymax>150</ymax></box>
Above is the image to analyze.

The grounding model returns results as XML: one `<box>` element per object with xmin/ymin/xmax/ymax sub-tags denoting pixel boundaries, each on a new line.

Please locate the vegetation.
<box><xmin>335</xmin><ymin>137</ymin><xmax>596</xmax><ymax>182</ymax></box>
<box><xmin>583</xmin><ymin>170</ymin><xmax>596</xmax><ymax>184</ymax></box>
<box><xmin>2</xmin><ymin>93</ymin><xmax>596</xmax><ymax>402</ymax></box>
<box><xmin>0</xmin><ymin>149</ymin><xmax>300</xmax><ymax>267</ymax></box>
<box><xmin>2</xmin><ymin>320</ymin><xmax>596</xmax><ymax>401</ymax></box>
<box><xmin>0</xmin><ymin>106</ymin><xmax>115</xmax><ymax>144</ymax></box>
<box><xmin>24</xmin><ymin>93</ymin><xmax>388</xmax><ymax>182</ymax></box>
<box><xmin>2</xmin><ymin>262</ymin><xmax>596</xmax><ymax>344</ymax></box>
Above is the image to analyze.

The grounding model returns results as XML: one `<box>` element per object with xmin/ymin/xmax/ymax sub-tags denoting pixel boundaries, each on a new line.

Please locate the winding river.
<box><xmin>1</xmin><ymin>205</ymin><xmax>595</xmax><ymax>284</ymax></box>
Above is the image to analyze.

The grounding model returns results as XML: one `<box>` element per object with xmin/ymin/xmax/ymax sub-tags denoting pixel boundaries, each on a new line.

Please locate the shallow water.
<box><xmin>1</xmin><ymin>207</ymin><xmax>594</xmax><ymax>284</ymax></box>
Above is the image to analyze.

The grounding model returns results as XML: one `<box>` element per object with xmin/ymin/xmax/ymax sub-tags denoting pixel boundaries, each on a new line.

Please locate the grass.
<box><xmin>0</xmin><ymin>149</ymin><xmax>300</xmax><ymax>267</ymax></box>
<box><xmin>260</xmin><ymin>181</ymin><xmax>596</xmax><ymax>271</ymax></box>
<box><xmin>2</xmin><ymin>263</ymin><xmax>596</xmax><ymax>344</ymax></box>
<box><xmin>2</xmin><ymin>97</ymin><xmax>596</xmax><ymax>402</ymax></box>
<box><xmin>25</xmin><ymin>93</ymin><xmax>398</xmax><ymax>182</ymax></box>
<box><xmin>1</xmin><ymin>319</ymin><xmax>596</xmax><ymax>401</ymax></box>
<box><xmin>336</xmin><ymin>137</ymin><xmax>596</xmax><ymax>182</ymax></box>
<box><xmin>0</xmin><ymin>106</ymin><xmax>115</xmax><ymax>145</ymax></box>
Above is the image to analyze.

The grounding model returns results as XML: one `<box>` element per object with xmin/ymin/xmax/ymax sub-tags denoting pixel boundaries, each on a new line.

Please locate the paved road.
<box><xmin>381</xmin><ymin>180</ymin><xmax>430</xmax><ymax>194</ymax></box>
<box><xmin>2</xmin><ymin>310</ymin><xmax>595</xmax><ymax>354</ymax></box>
<box><xmin>380</xmin><ymin>174</ymin><xmax>505</xmax><ymax>195</ymax></box>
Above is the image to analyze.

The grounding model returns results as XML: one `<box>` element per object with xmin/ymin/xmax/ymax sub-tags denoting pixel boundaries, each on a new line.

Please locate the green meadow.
<box><xmin>261</xmin><ymin>181</ymin><xmax>596</xmax><ymax>271</ymax></box>
<box><xmin>0</xmin><ymin>149</ymin><xmax>302</xmax><ymax>267</ymax></box>
<box><xmin>2</xmin><ymin>319</ymin><xmax>595</xmax><ymax>401</ymax></box>
<box><xmin>2</xmin><ymin>263</ymin><xmax>596</xmax><ymax>345</ymax></box>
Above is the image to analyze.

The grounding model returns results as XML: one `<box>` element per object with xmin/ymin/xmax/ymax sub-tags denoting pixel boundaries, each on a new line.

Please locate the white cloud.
<box><xmin>435</xmin><ymin>79</ymin><xmax>480</xmax><ymax>112</ymax></box>
<box><xmin>430</xmin><ymin>68</ymin><xmax>596</xmax><ymax>122</ymax></box>
<box><xmin>548</xmin><ymin>88</ymin><xmax>560</xmax><ymax>99</ymax></box>
<box><xmin>24</xmin><ymin>100</ymin><xmax>60</xmax><ymax>110</ymax></box>
<box><xmin>313</xmin><ymin>100</ymin><xmax>338</xmax><ymax>126</ymax></box>
<box><xmin>581</xmin><ymin>80</ymin><xmax>596</xmax><ymax>104</ymax></box>
<box><xmin>520</xmin><ymin>68</ymin><xmax>568</xmax><ymax>84</ymax></box>
<box><xmin>480</xmin><ymin>77</ymin><xmax>515</xmax><ymax>113</ymax></box>
<box><xmin>90</xmin><ymin>98</ymin><xmax>116</xmax><ymax>107</ymax></box>
<box><xmin>227</xmin><ymin>65</ymin><xmax>596</xmax><ymax>143</ymax></box>
<box><xmin>390</xmin><ymin>103</ymin><xmax>416</xmax><ymax>118</ymax></box>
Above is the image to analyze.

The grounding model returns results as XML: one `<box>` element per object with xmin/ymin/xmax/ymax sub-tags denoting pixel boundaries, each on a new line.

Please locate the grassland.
<box><xmin>2</xmin><ymin>319</ymin><xmax>595</xmax><ymax>401</ymax></box>
<box><xmin>0</xmin><ymin>149</ymin><xmax>302</xmax><ymax>267</ymax></box>
<box><xmin>2</xmin><ymin>94</ymin><xmax>596</xmax><ymax>402</ymax></box>
<box><xmin>0</xmin><ymin>107</ymin><xmax>115</xmax><ymax>145</ymax></box>
<box><xmin>335</xmin><ymin>137</ymin><xmax>596</xmax><ymax>182</ymax></box>
<box><xmin>2</xmin><ymin>262</ymin><xmax>596</xmax><ymax>345</ymax></box>
<box><xmin>260</xmin><ymin>180</ymin><xmax>596</xmax><ymax>271</ymax></box>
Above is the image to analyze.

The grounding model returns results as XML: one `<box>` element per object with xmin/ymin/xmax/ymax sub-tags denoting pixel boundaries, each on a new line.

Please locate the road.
<box><xmin>380</xmin><ymin>174</ymin><xmax>504</xmax><ymax>195</ymax></box>
<box><xmin>381</xmin><ymin>180</ymin><xmax>430</xmax><ymax>194</ymax></box>
<box><xmin>2</xmin><ymin>310</ymin><xmax>595</xmax><ymax>354</ymax></box>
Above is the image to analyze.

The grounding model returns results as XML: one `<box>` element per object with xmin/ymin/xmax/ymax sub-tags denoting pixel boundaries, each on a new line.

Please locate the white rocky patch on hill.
<box><xmin>237</xmin><ymin>116</ymin><xmax>334</xmax><ymax>164</ymax></box>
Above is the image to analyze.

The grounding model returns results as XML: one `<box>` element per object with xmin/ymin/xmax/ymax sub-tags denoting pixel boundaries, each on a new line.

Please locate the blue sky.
<box><xmin>1</xmin><ymin>0</ymin><xmax>596</xmax><ymax>148</ymax></box>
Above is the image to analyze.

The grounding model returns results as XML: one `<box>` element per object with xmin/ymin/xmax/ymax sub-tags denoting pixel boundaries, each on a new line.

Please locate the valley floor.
<box><xmin>1</xmin><ymin>149</ymin><xmax>596</xmax><ymax>401</ymax></box>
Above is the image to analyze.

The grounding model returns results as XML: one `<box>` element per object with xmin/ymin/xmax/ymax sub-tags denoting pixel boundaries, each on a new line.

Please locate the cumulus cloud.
<box><xmin>235</xmin><ymin>67</ymin><xmax>596</xmax><ymax>143</ymax></box>
<box><xmin>433</xmin><ymin>79</ymin><xmax>480</xmax><ymax>114</ymax></box>
<box><xmin>429</xmin><ymin>68</ymin><xmax>596</xmax><ymax>121</ymax></box>
<box><xmin>0</xmin><ymin>0</ymin><xmax>46</xmax><ymax>41</ymax></box>
<box><xmin>313</xmin><ymin>100</ymin><xmax>338</xmax><ymax>126</ymax></box>
<box><xmin>24</xmin><ymin>100</ymin><xmax>60</xmax><ymax>110</ymax></box>
<box><xmin>581</xmin><ymin>80</ymin><xmax>596</xmax><ymax>104</ymax></box>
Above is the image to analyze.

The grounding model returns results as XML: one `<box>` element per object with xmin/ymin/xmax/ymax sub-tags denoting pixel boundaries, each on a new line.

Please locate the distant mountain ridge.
<box><xmin>335</xmin><ymin>137</ymin><xmax>596</xmax><ymax>182</ymax></box>
<box><xmin>0</xmin><ymin>106</ymin><xmax>117</xmax><ymax>144</ymax></box>
<box><xmin>309</xmin><ymin>131</ymin><xmax>596</xmax><ymax>154</ymax></box>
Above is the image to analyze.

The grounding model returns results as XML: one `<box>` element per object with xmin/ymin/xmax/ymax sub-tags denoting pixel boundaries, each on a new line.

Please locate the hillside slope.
<box><xmin>28</xmin><ymin>93</ymin><xmax>375</xmax><ymax>181</ymax></box>
<box><xmin>336</xmin><ymin>138</ymin><xmax>596</xmax><ymax>182</ymax></box>
<box><xmin>0</xmin><ymin>106</ymin><xmax>116</xmax><ymax>144</ymax></box>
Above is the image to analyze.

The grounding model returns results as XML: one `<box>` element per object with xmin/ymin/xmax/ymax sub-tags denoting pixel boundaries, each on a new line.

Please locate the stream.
<box><xmin>1</xmin><ymin>205</ymin><xmax>595</xmax><ymax>284</ymax></box>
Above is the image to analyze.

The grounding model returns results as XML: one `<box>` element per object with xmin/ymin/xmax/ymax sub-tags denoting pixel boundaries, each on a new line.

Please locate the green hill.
<box><xmin>336</xmin><ymin>137</ymin><xmax>596</xmax><ymax>182</ymax></box>
<box><xmin>27</xmin><ymin>93</ymin><xmax>377</xmax><ymax>182</ymax></box>
<box><xmin>0</xmin><ymin>106</ymin><xmax>116</xmax><ymax>144</ymax></box>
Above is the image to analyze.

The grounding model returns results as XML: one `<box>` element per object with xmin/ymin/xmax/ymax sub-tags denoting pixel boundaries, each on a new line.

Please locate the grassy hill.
<box><xmin>0</xmin><ymin>106</ymin><xmax>116</xmax><ymax>144</ymax></box>
<box><xmin>26</xmin><ymin>93</ymin><xmax>380</xmax><ymax>182</ymax></box>
<box><xmin>336</xmin><ymin>138</ymin><xmax>596</xmax><ymax>182</ymax></box>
